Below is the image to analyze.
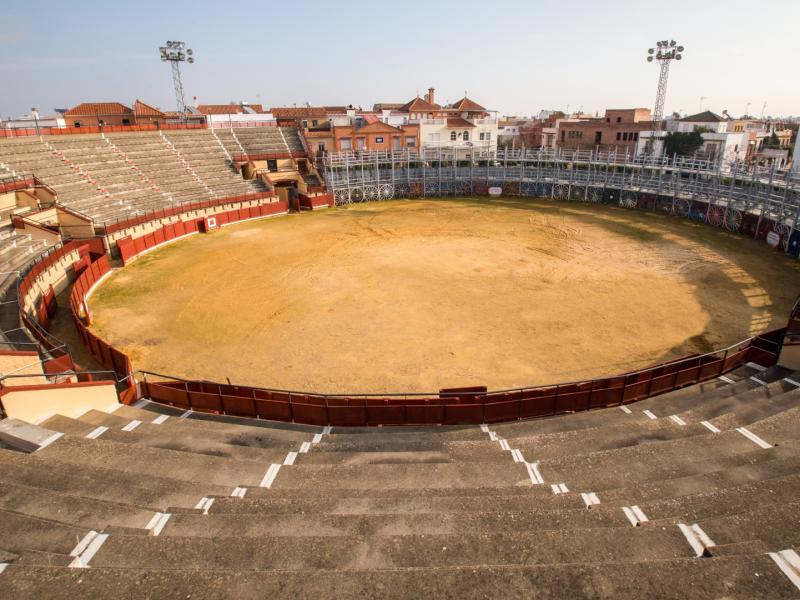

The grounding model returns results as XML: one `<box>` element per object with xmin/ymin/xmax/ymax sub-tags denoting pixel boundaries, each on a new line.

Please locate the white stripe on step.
<box><xmin>736</xmin><ymin>427</ymin><xmax>772</xmax><ymax>449</ymax></box>
<box><xmin>480</xmin><ymin>424</ymin><xmax>489</xmax><ymax>433</ymax></box>
<box><xmin>525</xmin><ymin>462</ymin><xmax>544</xmax><ymax>485</ymax></box>
<box><xmin>85</xmin><ymin>426</ymin><xmax>108</xmax><ymax>439</ymax></box>
<box><xmin>499</xmin><ymin>439</ymin><xmax>510</xmax><ymax>451</ymax></box>
<box><xmin>311</xmin><ymin>433</ymin><xmax>323</xmax><ymax>444</ymax></box>
<box><xmin>70</xmin><ymin>531</ymin><xmax>98</xmax><ymax>557</ymax></box>
<box><xmin>746</xmin><ymin>362</ymin><xmax>766</xmax><ymax>372</ymax></box>
<box><xmin>488</xmin><ymin>431</ymin><xmax>498</xmax><ymax>442</ymax></box>
<box><xmin>0</xmin><ymin>563</ymin><xmax>8</xmax><ymax>575</ymax></box>
<box><xmin>678</xmin><ymin>523</ymin><xmax>706</xmax><ymax>557</ymax></box>
<box><xmin>770</xmin><ymin>550</ymin><xmax>800</xmax><ymax>592</ymax></box>
<box><xmin>68</xmin><ymin>532</ymin><xmax>109</xmax><ymax>568</ymax></box>
<box><xmin>784</xmin><ymin>378</ymin><xmax>800</xmax><ymax>388</ymax></box>
<box><xmin>669</xmin><ymin>415</ymin><xmax>687</xmax><ymax>426</ymax></box>
<box><xmin>622</xmin><ymin>506</ymin><xmax>639</xmax><ymax>527</ymax></box>
<box><xmin>283</xmin><ymin>452</ymin><xmax>298</xmax><ymax>465</ymax></box>
<box><xmin>510</xmin><ymin>449</ymin><xmax>524</xmax><ymax>463</ymax></box>
<box><xmin>701</xmin><ymin>420</ymin><xmax>721</xmax><ymax>433</ymax></box>
<box><xmin>581</xmin><ymin>492</ymin><xmax>600</xmax><ymax>508</ymax></box>
<box><xmin>299</xmin><ymin>441</ymin><xmax>311</xmax><ymax>453</ymax></box>
<box><xmin>691</xmin><ymin>524</ymin><xmax>715</xmax><ymax>549</ymax></box>
<box><xmin>121</xmin><ymin>419</ymin><xmax>142</xmax><ymax>432</ymax></box>
<box><xmin>750</xmin><ymin>376</ymin><xmax>767</xmax><ymax>386</ymax></box>
<box><xmin>550</xmin><ymin>483</ymin><xmax>569</xmax><ymax>495</ymax></box>
<box><xmin>133</xmin><ymin>398</ymin><xmax>151</xmax><ymax>409</ymax></box>
<box><xmin>145</xmin><ymin>512</ymin><xmax>171</xmax><ymax>536</ymax></box>
<box><xmin>194</xmin><ymin>497</ymin><xmax>209</xmax><ymax>510</ymax></box>
<box><xmin>179</xmin><ymin>409</ymin><xmax>193</xmax><ymax>419</ymax></box>
<box><xmin>718</xmin><ymin>375</ymin><xmax>735</xmax><ymax>384</ymax></box>
<box><xmin>152</xmin><ymin>414</ymin><xmax>169</xmax><ymax>424</ymax></box>
<box><xmin>322</xmin><ymin>425</ymin><xmax>332</xmax><ymax>435</ymax></box>
<box><xmin>619</xmin><ymin>405</ymin><xmax>632</xmax><ymax>414</ymax></box>
<box><xmin>260</xmin><ymin>463</ymin><xmax>281</xmax><ymax>488</ymax></box>
<box><xmin>37</xmin><ymin>432</ymin><xmax>63</xmax><ymax>451</ymax></box>
<box><xmin>642</xmin><ymin>410</ymin><xmax>657</xmax><ymax>420</ymax></box>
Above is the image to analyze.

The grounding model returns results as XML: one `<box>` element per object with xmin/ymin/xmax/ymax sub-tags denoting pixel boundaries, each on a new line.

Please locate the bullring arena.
<box><xmin>1</xmin><ymin>126</ymin><xmax>800</xmax><ymax>598</ymax></box>
<box><xmin>88</xmin><ymin>198</ymin><xmax>800</xmax><ymax>393</ymax></box>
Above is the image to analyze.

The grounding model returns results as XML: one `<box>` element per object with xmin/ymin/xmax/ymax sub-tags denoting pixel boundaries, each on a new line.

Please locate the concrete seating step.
<box><xmin>0</xmin><ymin>448</ymin><xmax>230</xmax><ymax>509</ymax></box>
<box><xmin>65</xmin><ymin>527</ymin><xmax>704</xmax><ymax>571</ymax></box>
<box><xmin>39</xmin><ymin>414</ymin><xmax>292</xmax><ymax>463</ymax></box>
<box><xmin>34</xmin><ymin>435</ymin><xmax>276</xmax><ymax>488</ymax></box>
<box><xmin>0</xmin><ymin>555</ymin><xmax>797</xmax><ymax>599</ymax></box>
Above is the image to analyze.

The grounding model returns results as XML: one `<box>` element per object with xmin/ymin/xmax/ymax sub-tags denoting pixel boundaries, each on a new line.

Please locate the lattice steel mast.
<box><xmin>159</xmin><ymin>41</ymin><xmax>195</xmax><ymax>115</ymax></box>
<box><xmin>646</xmin><ymin>40</ymin><xmax>684</xmax><ymax>130</ymax></box>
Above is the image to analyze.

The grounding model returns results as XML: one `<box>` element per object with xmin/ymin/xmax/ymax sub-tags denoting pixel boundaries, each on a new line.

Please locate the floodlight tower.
<box><xmin>159</xmin><ymin>41</ymin><xmax>194</xmax><ymax>115</ymax></box>
<box><xmin>646</xmin><ymin>40</ymin><xmax>684</xmax><ymax>130</ymax></box>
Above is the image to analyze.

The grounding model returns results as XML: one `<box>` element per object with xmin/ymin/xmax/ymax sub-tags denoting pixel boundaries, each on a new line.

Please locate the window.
<box><xmin>375</xmin><ymin>137</ymin><xmax>384</xmax><ymax>143</ymax></box>
<box><xmin>405</xmin><ymin>136</ymin><xmax>416</xmax><ymax>147</ymax></box>
<box><xmin>594</xmin><ymin>131</ymin><xmax>602</xmax><ymax>143</ymax></box>
<box><xmin>267</xmin><ymin>159</ymin><xmax>278</xmax><ymax>172</ymax></box>
<box><xmin>356</xmin><ymin>138</ymin><xmax>365</xmax><ymax>150</ymax></box>
<box><xmin>301</xmin><ymin>120</ymin><xmax>308</xmax><ymax>128</ymax></box>
<box><xmin>450</xmin><ymin>131</ymin><xmax>457</xmax><ymax>141</ymax></box>
<box><xmin>616</xmin><ymin>132</ymin><xmax>621</xmax><ymax>141</ymax></box>
<box><xmin>428</xmin><ymin>133</ymin><xmax>440</xmax><ymax>142</ymax></box>
<box><xmin>616</xmin><ymin>117</ymin><xmax>621</xmax><ymax>123</ymax></box>
<box><xmin>340</xmin><ymin>138</ymin><xmax>352</xmax><ymax>150</ymax></box>
<box><xmin>463</xmin><ymin>131</ymin><xmax>469</xmax><ymax>141</ymax></box>
<box><xmin>122</xmin><ymin>119</ymin><xmax>131</xmax><ymax>126</ymax></box>
<box><xmin>606</xmin><ymin>118</ymin><xmax>610</xmax><ymax>123</ymax></box>
<box><xmin>73</xmin><ymin>122</ymin><xmax>81</xmax><ymax>128</ymax></box>
<box><xmin>98</xmin><ymin>119</ymin><xmax>105</xmax><ymax>127</ymax></box>
<box><xmin>317</xmin><ymin>142</ymin><xmax>326</xmax><ymax>153</ymax></box>
<box><xmin>634</xmin><ymin>132</ymin><xmax>639</xmax><ymax>141</ymax></box>
<box><xmin>311</xmin><ymin>120</ymin><xmax>318</xmax><ymax>127</ymax></box>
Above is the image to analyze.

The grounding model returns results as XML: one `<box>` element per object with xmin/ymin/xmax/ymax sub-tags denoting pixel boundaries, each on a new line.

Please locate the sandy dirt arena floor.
<box><xmin>87</xmin><ymin>198</ymin><xmax>800</xmax><ymax>393</ymax></box>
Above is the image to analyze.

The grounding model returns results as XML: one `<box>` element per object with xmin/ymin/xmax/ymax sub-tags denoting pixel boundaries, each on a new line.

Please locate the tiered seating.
<box><xmin>162</xmin><ymin>131</ymin><xmax>267</xmax><ymax>198</ymax></box>
<box><xmin>47</xmin><ymin>137</ymin><xmax>160</xmax><ymax>224</ymax></box>
<box><xmin>0</xmin><ymin>132</ymin><xmax>270</xmax><ymax>225</ymax></box>
<box><xmin>105</xmin><ymin>132</ymin><xmax>213</xmax><ymax>208</ymax></box>
<box><xmin>0</xmin><ymin>140</ymin><xmax>102</xmax><ymax>212</ymax></box>
<box><xmin>1</xmin><ymin>364</ymin><xmax>799</xmax><ymax>597</ymax></box>
<box><xmin>0</xmin><ymin>227</ymin><xmax>53</xmax><ymax>280</ymax></box>
<box><xmin>223</xmin><ymin>127</ymin><xmax>304</xmax><ymax>156</ymax></box>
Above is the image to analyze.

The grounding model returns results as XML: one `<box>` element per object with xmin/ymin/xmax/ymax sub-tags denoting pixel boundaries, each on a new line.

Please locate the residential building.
<box><xmin>557</xmin><ymin>108</ymin><xmax>654</xmax><ymax>153</ymax></box>
<box><xmin>332</xmin><ymin>120</ymin><xmax>419</xmax><ymax>153</ymax></box>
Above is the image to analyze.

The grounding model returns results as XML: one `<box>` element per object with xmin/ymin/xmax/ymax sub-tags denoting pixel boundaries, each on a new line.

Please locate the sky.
<box><xmin>1</xmin><ymin>0</ymin><xmax>798</xmax><ymax>119</ymax></box>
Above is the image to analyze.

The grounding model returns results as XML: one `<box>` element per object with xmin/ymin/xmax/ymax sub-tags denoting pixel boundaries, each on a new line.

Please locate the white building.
<box><xmin>636</xmin><ymin>110</ymin><xmax>747</xmax><ymax>163</ymax></box>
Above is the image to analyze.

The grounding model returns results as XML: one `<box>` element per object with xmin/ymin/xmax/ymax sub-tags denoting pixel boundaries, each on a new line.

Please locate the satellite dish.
<box><xmin>647</xmin><ymin>56</ymin><xmax>653</xmax><ymax>62</ymax></box>
<box><xmin>648</xmin><ymin>48</ymin><xmax>654</xmax><ymax>54</ymax></box>
<box><xmin>677</xmin><ymin>46</ymin><xmax>684</xmax><ymax>52</ymax></box>
<box><xmin>676</xmin><ymin>54</ymin><xmax>682</xmax><ymax>60</ymax></box>
<box><xmin>187</xmin><ymin>49</ymin><xmax>193</xmax><ymax>56</ymax></box>
<box><xmin>187</xmin><ymin>57</ymin><xmax>194</xmax><ymax>64</ymax></box>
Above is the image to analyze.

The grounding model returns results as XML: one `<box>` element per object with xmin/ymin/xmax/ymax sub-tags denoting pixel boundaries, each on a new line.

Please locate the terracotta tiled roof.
<box><xmin>446</xmin><ymin>117</ymin><xmax>476</xmax><ymax>128</ymax></box>
<box><xmin>270</xmin><ymin>107</ymin><xmax>327</xmax><ymax>118</ymax></box>
<box><xmin>400</xmin><ymin>97</ymin><xmax>440</xmax><ymax>112</ymax></box>
<box><xmin>450</xmin><ymin>97</ymin><xmax>486</xmax><ymax>112</ymax></box>
<box><xmin>64</xmin><ymin>102</ymin><xmax>133</xmax><ymax>116</ymax></box>
<box><xmin>373</xmin><ymin>103</ymin><xmax>405</xmax><ymax>111</ymax></box>
<box><xmin>355</xmin><ymin>121</ymin><xmax>403</xmax><ymax>133</ymax></box>
<box><xmin>323</xmin><ymin>106</ymin><xmax>351</xmax><ymax>114</ymax></box>
<box><xmin>133</xmin><ymin>100</ymin><xmax>165</xmax><ymax>118</ymax></box>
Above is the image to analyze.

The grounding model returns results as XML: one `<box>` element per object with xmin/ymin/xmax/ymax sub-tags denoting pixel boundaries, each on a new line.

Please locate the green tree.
<box><xmin>763</xmin><ymin>132</ymin><xmax>780</xmax><ymax>148</ymax></box>
<box><xmin>663</xmin><ymin>131</ymin><xmax>705</xmax><ymax>157</ymax></box>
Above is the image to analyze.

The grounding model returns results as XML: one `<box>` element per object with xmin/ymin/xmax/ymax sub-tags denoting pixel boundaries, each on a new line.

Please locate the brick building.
<box><xmin>558</xmin><ymin>108</ymin><xmax>655</xmax><ymax>153</ymax></box>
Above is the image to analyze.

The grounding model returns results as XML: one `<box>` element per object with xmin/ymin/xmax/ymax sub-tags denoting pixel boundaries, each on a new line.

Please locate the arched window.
<box><xmin>463</xmin><ymin>130</ymin><xmax>469</xmax><ymax>141</ymax></box>
<box><xmin>450</xmin><ymin>131</ymin><xmax>457</xmax><ymax>141</ymax></box>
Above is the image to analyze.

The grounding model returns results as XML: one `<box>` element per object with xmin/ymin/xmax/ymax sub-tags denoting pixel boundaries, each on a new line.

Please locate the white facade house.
<box><xmin>636</xmin><ymin>110</ymin><xmax>747</xmax><ymax>163</ymax></box>
<box><xmin>418</xmin><ymin>117</ymin><xmax>497</xmax><ymax>155</ymax></box>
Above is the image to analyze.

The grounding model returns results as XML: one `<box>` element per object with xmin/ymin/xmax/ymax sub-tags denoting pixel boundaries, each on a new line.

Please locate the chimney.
<box><xmin>427</xmin><ymin>87</ymin><xmax>435</xmax><ymax>105</ymax></box>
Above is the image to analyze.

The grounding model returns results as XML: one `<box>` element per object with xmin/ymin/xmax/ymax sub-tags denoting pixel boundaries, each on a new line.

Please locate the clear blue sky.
<box><xmin>1</xmin><ymin>0</ymin><xmax>798</xmax><ymax>119</ymax></box>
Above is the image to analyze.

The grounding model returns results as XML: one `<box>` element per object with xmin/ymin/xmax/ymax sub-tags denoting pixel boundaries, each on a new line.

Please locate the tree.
<box><xmin>763</xmin><ymin>132</ymin><xmax>781</xmax><ymax>148</ymax></box>
<box><xmin>663</xmin><ymin>131</ymin><xmax>705</xmax><ymax>157</ymax></box>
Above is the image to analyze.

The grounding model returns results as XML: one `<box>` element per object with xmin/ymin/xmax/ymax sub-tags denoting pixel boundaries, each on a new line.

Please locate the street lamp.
<box><xmin>646</xmin><ymin>40</ymin><xmax>684</xmax><ymax>130</ymax></box>
<box><xmin>159</xmin><ymin>40</ymin><xmax>195</xmax><ymax>117</ymax></box>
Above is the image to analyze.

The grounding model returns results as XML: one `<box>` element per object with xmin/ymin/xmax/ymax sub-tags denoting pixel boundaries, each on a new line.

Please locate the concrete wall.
<box><xmin>0</xmin><ymin>352</ymin><xmax>44</xmax><ymax>386</ymax></box>
<box><xmin>1</xmin><ymin>381</ymin><xmax>118</xmax><ymax>423</ymax></box>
